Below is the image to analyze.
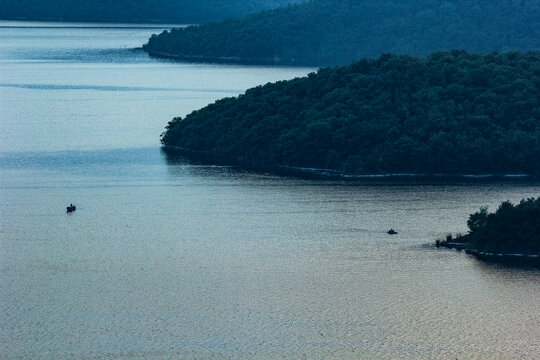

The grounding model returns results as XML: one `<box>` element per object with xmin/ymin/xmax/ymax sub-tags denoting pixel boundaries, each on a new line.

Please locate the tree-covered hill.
<box><xmin>144</xmin><ymin>0</ymin><xmax>540</xmax><ymax>66</ymax></box>
<box><xmin>161</xmin><ymin>51</ymin><xmax>540</xmax><ymax>176</ymax></box>
<box><xmin>0</xmin><ymin>0</ymin><xmax>300</xmax><ymax>24</ymax></box>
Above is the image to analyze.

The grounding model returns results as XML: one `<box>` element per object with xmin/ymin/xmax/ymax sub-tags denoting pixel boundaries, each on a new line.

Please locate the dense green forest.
<box><xmin>144</xmin><ymin>0</ymin><xmax>540</xmax><ymax>66</ymax></box>
<box><xmin>0</xmin><ymin>0</ymin><xmax>299</xmax><ymax>23</ymax></box>
<box><xmin>437</xmin><ymin>198</ymin><xmax>540</xmax><ymax>256</ymax></box>
<box><xmin>161</xmin><ymin>51</ymin><xmax>540</xmax><ymax>175</ymax></box>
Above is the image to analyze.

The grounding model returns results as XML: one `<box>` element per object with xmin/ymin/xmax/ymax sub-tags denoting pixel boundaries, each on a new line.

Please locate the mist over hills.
<box><xmin>161</xmin><ymin>51</ymin><xmax>540</xmax><ymax>175</ymax></box>
<box><xmin>145</xmin><ymin>0</ymin><xmax>540</xmax><ymax>66</ymax></box>
<box><xmin>0</xmin><ymin>0</ymin><xmax>300</xmax><ymax>23</ymax></box>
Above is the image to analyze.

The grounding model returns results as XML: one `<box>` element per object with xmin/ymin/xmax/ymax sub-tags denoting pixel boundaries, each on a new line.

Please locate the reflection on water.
<box><xmin>1</xmin><ymin>22</ymin><xmax>540</xmax><ymax>359</ymax></box>
<box><xmin>2</xmin><ymin>147</ymin><xmax>540</xmax><ymax>359</ymax></box>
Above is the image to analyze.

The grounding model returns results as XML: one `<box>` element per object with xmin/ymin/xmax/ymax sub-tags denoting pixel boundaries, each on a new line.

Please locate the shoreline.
<box><xmin>0</xmin><ymin>17</ymin><xmax>185</xmax><ymax>25</ymax></box>
<box><xmin>144</xmin><ymin>49</ymin><xmax>316</xmax><ymax>67</ymax></box>
<box><xmin>436</xmin><ymin>239</ymin><xmax>540</xmax><ymax>267</ymax></box>
<box><xmin>162</xmin><ymin>145</ymin><xmax>538</xmax><ymax>181</ymax></box>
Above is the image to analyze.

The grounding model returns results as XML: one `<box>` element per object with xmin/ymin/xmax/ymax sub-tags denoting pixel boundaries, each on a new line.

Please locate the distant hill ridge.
<box><xmin>161</xmin><ymin>51</ymin><xmax>540</xmax><ymax>176</ymax></box>
<box><xmin>144</xmin><ymin>0</ymin><xmax>540</xmax><ymax>66</ymax></box>
<box><xmin>0</xmin><ymin>0</ymin><xmax>300</xmax><ymax>23</ymax></box>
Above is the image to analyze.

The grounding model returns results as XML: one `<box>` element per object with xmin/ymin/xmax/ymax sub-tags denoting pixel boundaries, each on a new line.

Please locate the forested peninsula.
<box><xmin>437</xmin><ymin>198</ymin><xmax>540</xmax><ymax>265</ymax></box>
<box><xmin>161</xmin><ymin>51</ymin><xmax>540</xmax><ymax>176</ymax></box>
<box><xmin>144</xmin><ymin>0</ymin><xmax>540</xmax><ymax>66</ymax></box>
<box><xmin>0</xmin><ymin>0</ymin><xmax>299</xmax><ymax>24</ymax></box>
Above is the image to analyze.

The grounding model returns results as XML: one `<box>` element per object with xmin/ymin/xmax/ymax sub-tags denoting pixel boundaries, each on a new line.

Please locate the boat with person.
<box><xmin>66</xmin><ymin>203</ymin><xmax>76</xmax><ymax>212</ymax></box>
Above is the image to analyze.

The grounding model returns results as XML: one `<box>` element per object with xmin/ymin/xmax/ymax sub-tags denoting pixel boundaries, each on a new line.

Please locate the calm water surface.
<box><xmin>1</xmin><ymin>21</ymin><xmax>539</xmax><ymax>359</ymax></box>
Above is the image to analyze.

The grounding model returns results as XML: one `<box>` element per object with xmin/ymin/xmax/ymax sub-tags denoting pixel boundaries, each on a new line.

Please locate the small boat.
<box><xmin>66</xmin><ymin>204</ymin><xmax>76</xmax><ymax>212</ymax></box>
<box><xmin>387</xmin><ymin>229</ymin><xmax>398</xmax><ymax>235</ymax></box>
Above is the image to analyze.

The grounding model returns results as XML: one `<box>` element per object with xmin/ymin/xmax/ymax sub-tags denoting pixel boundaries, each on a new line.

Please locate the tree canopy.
<box><xmin>144</xmin><ymin>0</ymin><xmax>540</xmax><ymax>66</ymax></box>
<box><xmin>467</xmin><ymin>198</ymin><xmax>539</xmax><ymax>255</ymax></box>
<box><xmin>161</xmin><ymin>51</ymin><xmax>540</xmax><ymax>176</ymax></box>
<box><xmin>436</xmin><ymin>197</ymin><xmax>540</xmax><ymax>260</ymax></box>
<box><xmin>0</xmin><ymin>0</ymin><xmax>300</xmax><ymax>24</ymax></box>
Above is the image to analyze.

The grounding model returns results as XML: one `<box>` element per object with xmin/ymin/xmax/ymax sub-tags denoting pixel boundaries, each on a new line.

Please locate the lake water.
<box><xmin>1</xmin><ymin>21</ymin><xmax>539</xmax><ymax>359</ymax></box>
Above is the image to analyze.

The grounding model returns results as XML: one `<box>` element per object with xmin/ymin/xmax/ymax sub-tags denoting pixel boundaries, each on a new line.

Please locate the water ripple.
<box><xmin>0</xmin><ymin>83</ymin><xmax>239</xmax><ymax>93</ymax></box>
